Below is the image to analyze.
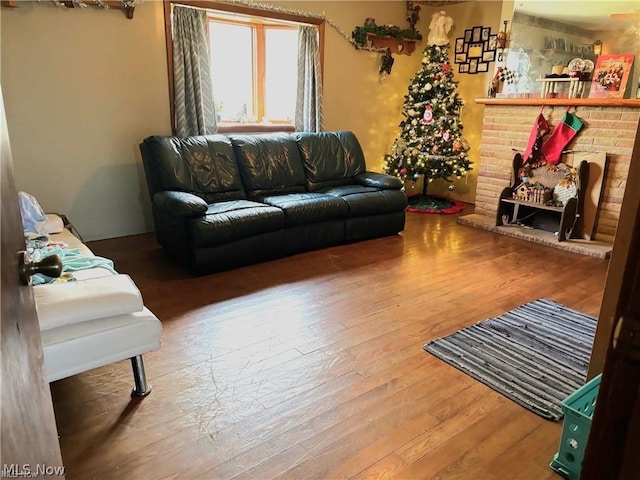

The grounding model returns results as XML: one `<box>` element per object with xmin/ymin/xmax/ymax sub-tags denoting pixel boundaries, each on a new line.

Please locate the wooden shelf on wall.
<box><xmin>1</xmin><ymin>0</ymin><xmax>137</xmax><ymax>19</ymax></box>
<box><xmin>541</xmin><ymin>49</ymin><xmax>597</xmax><ymax>58</ymax></box>
<box><xmin>365</xmin><ymin>32</ymin><xmax>418</xmax><ymax>56</ymax></box>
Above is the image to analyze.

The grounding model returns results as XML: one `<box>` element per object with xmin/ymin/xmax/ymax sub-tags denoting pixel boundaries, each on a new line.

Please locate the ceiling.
<box><xmin>515</xmin><ymin>0</ymin><xmax>640</xmax><ymax>30</ymax></box>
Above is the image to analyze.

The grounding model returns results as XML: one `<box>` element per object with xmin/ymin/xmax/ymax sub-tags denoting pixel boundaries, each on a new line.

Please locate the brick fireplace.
<box><xmin>459</xmin><ymin>100</ymin><xmax>640</xmax><ymax>257</ymax></box>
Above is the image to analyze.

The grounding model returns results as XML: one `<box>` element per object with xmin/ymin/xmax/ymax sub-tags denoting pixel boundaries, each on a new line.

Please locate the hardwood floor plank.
<box><xmin>428</xmin><ymin>410</ymin><xmax>542</xmax><ymax>479</ymax></box>
<box><xmin>51</xmin><ymin>210</ymin><xmax>608</xmax><ymax>479</ymax></box>
<box><xmin>397</xmin><ymin>407</ymin><xmax>523</xmax><ymax>478</ymax></box>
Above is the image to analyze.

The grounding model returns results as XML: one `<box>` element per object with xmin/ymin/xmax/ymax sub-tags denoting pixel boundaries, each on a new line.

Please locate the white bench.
<box><xmin>32</xmin><ymin>225</ymin><xmax>162</xmax><ymax>397</ymax></box>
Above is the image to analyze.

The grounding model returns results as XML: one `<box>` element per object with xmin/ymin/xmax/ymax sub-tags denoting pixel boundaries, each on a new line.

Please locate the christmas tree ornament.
<box><xmin>421</xmin><ymin>105</ymin><xmax>434</xmax><ymax>125</ymax></box>
<box><xmin>448</xmin><ymin>184</ymin><xmax>455</xmax><ymax>191</ymax></box>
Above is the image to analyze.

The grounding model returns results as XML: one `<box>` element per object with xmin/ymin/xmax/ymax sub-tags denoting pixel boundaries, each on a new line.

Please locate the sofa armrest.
<box><xmin>153</xmin><ymin>191</ymin><xmax>208</xmax><ymax>217</ymax></box>
<box><xmin>355</xmin><ymin>172</ymin><xmax>403</xmax><ymax>190</ymax></box>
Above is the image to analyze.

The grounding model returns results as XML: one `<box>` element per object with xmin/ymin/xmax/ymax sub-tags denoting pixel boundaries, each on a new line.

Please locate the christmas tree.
<box><xmin>383</xmin><ymin>44</ymin><xmax>472</xmax><ymax>197</ymax></box>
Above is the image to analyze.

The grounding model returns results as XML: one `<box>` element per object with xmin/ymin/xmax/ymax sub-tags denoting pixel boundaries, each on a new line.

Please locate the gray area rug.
<box><xmin>424</xmin><ymin>299</ymin><xmax>597</xmax><ymax>420</ymax></box>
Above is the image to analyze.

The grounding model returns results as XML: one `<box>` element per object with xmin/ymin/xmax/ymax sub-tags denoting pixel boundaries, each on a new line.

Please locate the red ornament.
<box><xmin>435</xmin><ymin>74</ymin><xmax>441</xmax><ymax>81</ymax></box>
<box><xmin>400</xmin><ymin>167</ymin><xmax>408</xmax><ymax>176</ymax></box>
<box><xmin>442</xmin><ymin>64</ymin><xmax>451</xmax><ymax>74</ymax></box>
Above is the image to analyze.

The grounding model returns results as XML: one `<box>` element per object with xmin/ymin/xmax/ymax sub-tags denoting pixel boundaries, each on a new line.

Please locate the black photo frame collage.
<box><xmin>454</xmin><ymin>25</ymin><xmax>497</xmax><ymax>74</ymax></box>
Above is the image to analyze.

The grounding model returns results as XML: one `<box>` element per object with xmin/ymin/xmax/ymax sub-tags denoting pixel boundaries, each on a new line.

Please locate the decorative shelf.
<box><xmin>541</xmin><ymin>49</ymin><xmax>596</xmax><ymax>58</ymax></box>
<box><xmin>1</xmin><ymin>0</ymin><xmax>137</xmax><ymax>19</ymax></box>
<box><xmin>364</xmin><ymin>32</ymin><xmax>417</xmax><ymax>56</ymax></box>
<box><xmin>500</xmin><ymin>198</ymin><xmax>563</xmax><ymax>212</ymax></box>
<box><xmin>536</xmin><ymin>77</ymin><xmax>589</xmax><ymax>99</ymax></box>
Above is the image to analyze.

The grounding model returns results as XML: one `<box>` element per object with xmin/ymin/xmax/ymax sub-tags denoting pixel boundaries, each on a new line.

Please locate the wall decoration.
<box><xmin>454</xmin><ymin>25</ymin><xmax>498</xmax><ymax>74</ymax></box>
<box><xmin>495</xmin><ymin>20</ymin><xmax>509</xmax><ymax>62</ymax></box>
<box><xmin>6</xmin><ymin>0</ymin><xmax>142</xmax><ymax>18</ymax></box>
<box><xmin>380</xmin><ymin>47</ymin><xmax>395</xmax><ymax>77</ymax></box>
<box><xmin>588</xmin><ymin>54</ymin><xmax>635</xmax><ymax>99</ymax></box>
<box><xmin>482</xmin><ymin>50</ymin><xmax>496</xmax><ymax>62</ymax></box>
<box><xmin>351</xmin><ymin>18</ymin><xmax>422</xmax><ymax>55</ymax></box>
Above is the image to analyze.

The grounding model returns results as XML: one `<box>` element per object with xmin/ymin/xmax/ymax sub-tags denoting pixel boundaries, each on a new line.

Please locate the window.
<box><xmin>208</xmin><ymin>17</ymin><xmax>298</xmax><ymax>126</ymax></box>
<box><xmin>164</xmin><ymin>1</ymin><xmax>324</xmax><ymax>134</ymax></box>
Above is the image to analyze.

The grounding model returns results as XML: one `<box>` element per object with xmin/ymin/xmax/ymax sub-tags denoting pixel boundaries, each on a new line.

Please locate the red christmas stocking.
<box><xmin>541</xmin><ymin>111</ymin><xmax>583</xmax><ymax>165</ymax></box>
<box><xmin>522</xmin><ymin>108</ymin><xmax>549</xmax><ymax>163</ymax></box>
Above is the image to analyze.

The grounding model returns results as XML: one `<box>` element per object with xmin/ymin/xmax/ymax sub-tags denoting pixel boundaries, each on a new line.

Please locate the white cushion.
<box><xmin>41</xmin><ymin>307</ymin><xmax>162</xmax><ymax>382</ymax></box>
<box><xmin>35</xmin><ymin>275</ymin><xmax>144</xmax><ymax>331</ymax></box>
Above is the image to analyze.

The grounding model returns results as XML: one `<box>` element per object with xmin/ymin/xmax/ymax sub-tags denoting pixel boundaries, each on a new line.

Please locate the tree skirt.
<box><xmin>406</xmin><ymin>195</ymin><xmax>465</xmax><ymax>214</ymax></box>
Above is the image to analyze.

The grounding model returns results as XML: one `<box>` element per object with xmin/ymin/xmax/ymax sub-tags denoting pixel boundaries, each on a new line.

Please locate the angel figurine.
<box><xmin>427</xmin><ymin>10</ymin><xmax>453</xmax><ymax>46</ymax></box>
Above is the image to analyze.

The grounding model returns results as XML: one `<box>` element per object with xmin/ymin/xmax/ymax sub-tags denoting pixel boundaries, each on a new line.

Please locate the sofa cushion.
<box><xmin>188</xmin><ymin>200</ymin><xmax>285</xmax><ymax>247</ymax></box>
<box><xmin>230</xmin><ymin>134</ymin><xmax>307</xmax><ymax>198</ymax></box>
<box><xmin>294</xmin><ymin>131</ymin><xmax>367</xmax><ymax>191</ymax></box>
<box><xmin>319</xmin><ymin>185</ymin><xmax>408</xmax><ymax>216</ymax></box>
<box><xmin>141</xmin><ymin>135</ymin><xmax>246</xmax><ymax>203</ymax></box>
<box><xmin>256</xmin><ymin>193</ymin><xmax>348</xmax><ymax>227</ymax></box>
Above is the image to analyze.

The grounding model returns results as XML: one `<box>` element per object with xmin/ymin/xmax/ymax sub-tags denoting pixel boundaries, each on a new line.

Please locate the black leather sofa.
<box><xmin>139</xmin><ymin>131</ymin><xmax>407</xmax><ymax>274</ymax></box>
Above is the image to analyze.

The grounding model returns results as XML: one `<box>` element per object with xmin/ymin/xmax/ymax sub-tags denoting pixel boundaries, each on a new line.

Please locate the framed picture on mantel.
<box><xmin>588</xmin><ymin>54</ymin><xmax>635</xmax><ymax>99</ymax></box>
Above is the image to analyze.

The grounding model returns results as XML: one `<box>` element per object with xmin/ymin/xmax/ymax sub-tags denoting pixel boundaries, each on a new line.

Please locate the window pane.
<box><xmin>209</xmin><ymin>22</ymin><xmax>254</xmax><ymax>122</ymax></box>
<box><xmin>265</xmin><ymin>28</ymin><xmax>298</xmax><ymax>121</ymax></box>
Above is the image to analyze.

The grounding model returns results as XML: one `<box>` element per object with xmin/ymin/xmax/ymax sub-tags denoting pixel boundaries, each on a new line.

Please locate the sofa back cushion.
<box><xmin>230</xmin><ymin>134</ymin><xmax>307</xmax><ymax>198</ymax></box>
<box><xmin>294</xmin><ymin>131</ymin><xmax>367</xmax><ymax>191</ymax></box>
<box><xmin>140</xmin><ymin>135</ymin><xmax>246</xmax><ymax>203</ymax></box>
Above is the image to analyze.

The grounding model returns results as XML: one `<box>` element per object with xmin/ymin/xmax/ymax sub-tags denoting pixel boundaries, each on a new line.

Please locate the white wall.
<box><xmin>1</xmin><ymin>2</ymin><xmax>171</xmax><ymax>240</ymax></box>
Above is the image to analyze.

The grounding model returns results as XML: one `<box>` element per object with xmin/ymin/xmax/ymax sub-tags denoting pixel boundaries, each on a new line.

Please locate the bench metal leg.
<box><xmin>130</xmin><ymin>355</ymin><xmax>152</xmax><ymax>397</ymax></box>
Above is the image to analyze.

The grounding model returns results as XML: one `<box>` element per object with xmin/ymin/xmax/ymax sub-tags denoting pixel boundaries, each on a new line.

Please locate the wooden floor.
<box><xmin>51</xmin><ymin>209</ymin><xmax>609</xmax><ymax>480</ymax></box>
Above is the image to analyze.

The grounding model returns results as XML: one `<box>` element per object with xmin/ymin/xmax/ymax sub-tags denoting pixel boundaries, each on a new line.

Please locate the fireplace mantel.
<box><xmin>476</xmin><ymin>98</ymin><xmax>640</xmax><ymax>108</ymax></box>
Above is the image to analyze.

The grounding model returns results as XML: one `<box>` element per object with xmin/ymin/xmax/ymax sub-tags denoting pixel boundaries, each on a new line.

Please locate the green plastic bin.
<box><xmin>550</xmin><ymin>373</ymin><xmax>602</xmax><ymax>480</ymax></box>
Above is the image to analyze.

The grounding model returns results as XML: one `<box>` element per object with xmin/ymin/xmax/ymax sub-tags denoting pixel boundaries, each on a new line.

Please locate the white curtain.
<box><xmin>172</xmin><ymin>5</ymin><xmax>217</xmax><ymax>136</ymax></box>
<box><xmin>295</xmin><ymin>25</ymin><xmax>324</xmax><ymax>132</ymax></box>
